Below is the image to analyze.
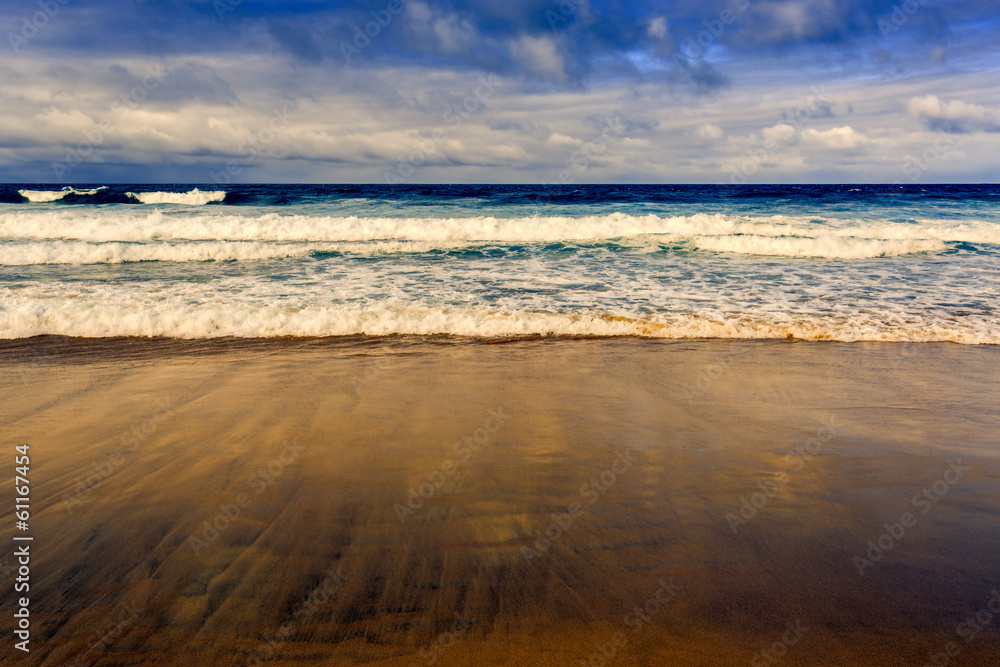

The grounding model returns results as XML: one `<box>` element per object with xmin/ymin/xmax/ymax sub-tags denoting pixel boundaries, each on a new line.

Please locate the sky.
<box><xmin>1</xmin><ymin>0</ymin><xmax>998</xmax><ymax>183</ymax></box>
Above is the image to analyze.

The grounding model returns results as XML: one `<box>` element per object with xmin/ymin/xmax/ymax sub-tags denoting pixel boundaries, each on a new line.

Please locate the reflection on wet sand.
<box><xmin>1</xmin><ymin>338</ymin><xmax>998</xmax><ymax>665</ymax></box>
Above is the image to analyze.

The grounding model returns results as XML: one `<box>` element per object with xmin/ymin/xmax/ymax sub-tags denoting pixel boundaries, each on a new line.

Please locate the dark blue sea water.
<box><xmin>1</xmin><ymin>184</ymin><xmax>997</xmax><ymax>342</ymax></box>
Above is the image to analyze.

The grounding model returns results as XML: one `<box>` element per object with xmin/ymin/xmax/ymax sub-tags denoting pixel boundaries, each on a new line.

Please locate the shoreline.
<box><xmin>2</xmin><ymin>332</ymin><xmax>997</xmax><ymax>353</ymax></box>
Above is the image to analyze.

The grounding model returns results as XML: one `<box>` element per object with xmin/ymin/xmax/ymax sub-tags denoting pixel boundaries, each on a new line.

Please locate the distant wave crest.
<box><xmin>125</xmin><ymin>189</ymin><xmax>226</xmax><ymax>205</ymax></box>
<box><xmin>0</xmin><ymin>211</ymin><xmax>993</xmax><ymax>263</ymax></box>
<box><xmin>18</xmin><ymin>187</ymin><xmax>108</xmax><ymax>202</ymax></box>
<box><xmin>16</xmin><ymin>187</ymin><xmax>225</xmax><ymax>206</ymax></box>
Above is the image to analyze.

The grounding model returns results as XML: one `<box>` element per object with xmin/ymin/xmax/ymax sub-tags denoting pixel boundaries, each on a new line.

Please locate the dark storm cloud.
<box><xmin>3</xmin><ymin>0</ymin><xmax>1000</xmax><ymax>183</ymax></box>
<box><xmin>9</xmin><ymin>0</ymin><xmax>996</xmax><ymax>85</ymax></box>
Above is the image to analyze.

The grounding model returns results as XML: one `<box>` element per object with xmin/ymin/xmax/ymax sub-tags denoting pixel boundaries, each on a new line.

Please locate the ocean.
<box><xmin>1</xmin><ymin>183</ymin><xmax>997</xmax><ymax>343</ymax></box>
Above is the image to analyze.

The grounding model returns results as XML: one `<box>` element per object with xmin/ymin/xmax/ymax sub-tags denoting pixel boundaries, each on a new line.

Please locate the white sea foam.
<box><xmin>682</xmin><ymin>234</ymin><xmax>946</xmax><ymax>258</ymax></box>
<box><xmin>0</xmin><ymin>239</ymin><xmax>509</xmax><ymax>265</ymax></box>
<box><xmin>0</xmin><ymin>292</ymin><xmax>994</xmax><ymax>343</ymax></box>
<box><xmin>17</xmin><ymin>187</ymin><xmax>108</xmax><ymax>202</ymax></box>
<box><xmin>0</xmin><ymin>241</ymin><xmax>328</xmax><ymax>265</ymax></box>
<box><xmin>125</xmin><ymin>189</ymin><xmax>226</xmax><ymax>205</ymax></box>
<box><xmin>0</xmin><ymin>210</ymin><xmax>994</xmax><ymax>256</ymax></box>
<box><xmin>0</xmin><ymin>233</ymin><xmax>947</xmax><ymax>265</ymax></box>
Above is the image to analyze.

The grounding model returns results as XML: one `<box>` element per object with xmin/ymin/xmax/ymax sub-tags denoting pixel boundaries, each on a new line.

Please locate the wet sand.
<box><xmin>1</xmin><ymin>337</ymin><xmax>999</xmax><ymax>666</ymax></box>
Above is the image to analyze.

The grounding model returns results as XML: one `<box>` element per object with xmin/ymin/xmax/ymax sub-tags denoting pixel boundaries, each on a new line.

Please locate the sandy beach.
<box><xmin>1</xmin><ymin>337</ymin><xmax>998</xmax><ymax>666</ymax></box>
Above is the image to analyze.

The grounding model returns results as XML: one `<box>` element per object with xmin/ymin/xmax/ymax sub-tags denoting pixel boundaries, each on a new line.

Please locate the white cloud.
<box><xmin>406</xmin><ymin>2</ymin><xmax>476</xmax><ymax>54</ymax></box>
<box><xmin>432</xmin><ymin>15</ymin><xmax>476</xmax><ymax>53</ymax></box>
<box><xmin>801</xmin><ymin>126</ymin><xmax>869</xmax><ymax>149</ymax></box>
<box><xmin>510</xmin><ymin>35</ymin><xmax>566</xmax><ymax>81</ymax></box>
<box><xmin>907</xmin><ymin>95</ymin><xmax>1000</xmax><ymax>133</ymax></box>
<box><xmin>697</xmin><ymin>123</ymin><xmax>725</xmax><ymax>141</ymax></box>
<box><xmin>2</xmin><ymin>52</ymin><xmax>999</xmax><ymax>183</ymax></box>
<box><xmin>762</xmin><ymin>123</ymin><xmax>796</xmax><ymax>145</ymax></box>
<box><xmin>406</xmin><ymin>1</ymin><xmax>434</xmax><ymax>24</ymax></box>
<box><xmin>620</xmin><ymin>137</ymin><xmax>651</xmax><ymax>148</ymax></box>
<box><xmin>648</xmin><ymin>16</ymin><xmax>668</xmax><ymax>39</ymax></box>
<box><xmin>34</xmin><ymin>107</ymin><xmax>96</xmax><ymax>142</ymax></box>
<box><xmin>545</xmin><ymin>132</ymin><xmax>581</xmax><ymax>147</ymax></box>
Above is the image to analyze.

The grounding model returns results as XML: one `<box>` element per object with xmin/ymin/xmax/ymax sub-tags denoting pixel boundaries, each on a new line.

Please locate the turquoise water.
<box><xmin>1</xmin><ymin>184</ymin><xmax>997</xmax><ymax>342</ymax></box>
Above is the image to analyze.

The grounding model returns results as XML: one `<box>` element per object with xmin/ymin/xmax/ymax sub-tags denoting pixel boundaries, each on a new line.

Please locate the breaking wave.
<box><xmin>125</xmin><ymin>189</ymin><xmax>226</xmax><ymax>205</ymax></box>
<box><xmin>17</xmin><ymin>187</ymin><xmax>109</xmax><ymax>202</ymax></box>
<box><xmin>0</xmin><ymin>295</ymin><xmax>994</xmax><ymax>343</ymax></box>
<box><xmin>0</xmin><ymin>211</ymin><xmax>992</xmax><ymax>263</ymax></box>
